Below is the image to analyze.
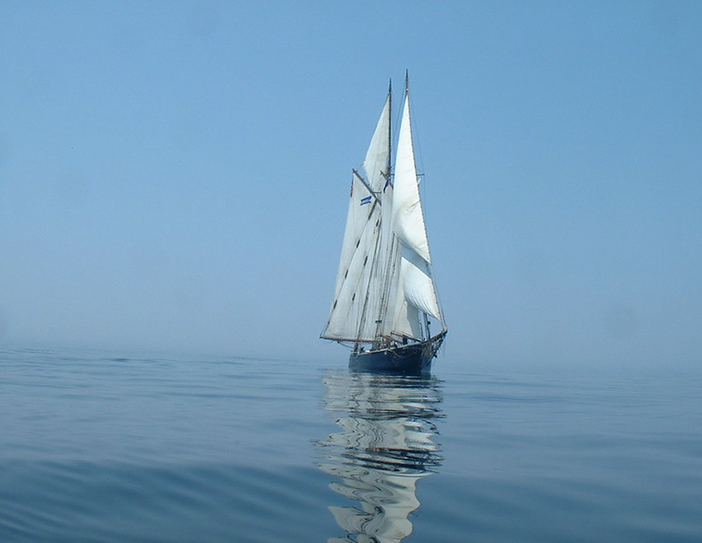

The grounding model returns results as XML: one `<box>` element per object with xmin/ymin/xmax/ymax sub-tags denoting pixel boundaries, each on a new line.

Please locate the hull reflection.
<box><xmin>317</xmin><ymin>371</ymin><xmax>444</xmax><ymax>543</ymax></box>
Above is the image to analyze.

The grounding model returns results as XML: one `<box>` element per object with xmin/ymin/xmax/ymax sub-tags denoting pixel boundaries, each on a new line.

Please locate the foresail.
<box><xmin>388</xmin><ymin>87</ymin><xmax>444</xmax><ymax>335</ymax></box>
<box><xmin>392</xmin><ymin>95</ymin><xmax>431</xmax><ymax>263</ymax></box>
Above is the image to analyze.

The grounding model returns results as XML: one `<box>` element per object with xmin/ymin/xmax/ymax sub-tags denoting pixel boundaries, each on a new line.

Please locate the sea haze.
<box><xmin>1</xmin><ymin>347</ymin><xmax>701</xmax><ymax>543</ymax></box>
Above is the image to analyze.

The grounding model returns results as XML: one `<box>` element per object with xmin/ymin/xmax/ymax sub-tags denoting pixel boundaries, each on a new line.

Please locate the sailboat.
<box><xmin>321</xmin><ymin>75</ymin><xmax>447</xmax><ymax>374</ymax></box>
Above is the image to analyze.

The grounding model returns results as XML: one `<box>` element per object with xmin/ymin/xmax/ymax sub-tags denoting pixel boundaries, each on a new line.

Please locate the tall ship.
<box><xmin>321</xmin><ymin>75</ymin><xmax>447</xmax><ymax>374</ymax></box>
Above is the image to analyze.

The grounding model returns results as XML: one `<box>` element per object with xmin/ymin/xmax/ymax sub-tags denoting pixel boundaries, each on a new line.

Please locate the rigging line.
<box><xmin>425</xmin><ymin>251</ymin><xmax>447</xmax><ymax>330</ymax></box>
<box><xmin>407</xmin><ymin>100</ymin><xmax>437</xmax><ymax>272</ymax></box>
<box><xmin>407</xmin><ymin>90</ymin><xmax>426</xmax><ymax>189</ymax></box>
<box><xmin>409</xmin><ymin>114</ymin><xmax>440</xmax><ymax>314</ymax></box>
<box><xmin>404</xmin><ymin>74</ymin><xmax>426</xmax><ymax>177</ymax></box>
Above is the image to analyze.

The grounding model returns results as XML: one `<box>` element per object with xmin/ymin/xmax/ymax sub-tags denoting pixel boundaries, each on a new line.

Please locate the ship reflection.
<box><xmin>317</xmin><ymin>370</ymin><xmax>444</xmax><ymax>543</ymax></box>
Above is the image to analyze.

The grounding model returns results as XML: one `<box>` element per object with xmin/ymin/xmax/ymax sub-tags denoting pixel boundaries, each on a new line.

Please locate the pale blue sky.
<box><xmin>1</xmin><ymin>1</ymin><xmax>700</xmax><ymax>369</ymax></box>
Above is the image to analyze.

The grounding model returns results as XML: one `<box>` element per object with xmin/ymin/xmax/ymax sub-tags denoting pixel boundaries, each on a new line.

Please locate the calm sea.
<box><xmin>1</xmin><ymin>347</ymin><xmax>701</xmax><ymax>543</ymax></box>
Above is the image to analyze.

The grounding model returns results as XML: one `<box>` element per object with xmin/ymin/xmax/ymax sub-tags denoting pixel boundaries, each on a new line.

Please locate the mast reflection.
<box><xmin>317</xmin><ymin>371</ymin><xmax>444</xmax><ymax>543</ymax></box>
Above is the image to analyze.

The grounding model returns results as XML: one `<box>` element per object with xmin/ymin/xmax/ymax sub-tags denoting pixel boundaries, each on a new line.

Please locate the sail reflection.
<box><xmin>317</xmin><ymin>371</ymin><xmax>444</xmax><ymax>543</ymax></box>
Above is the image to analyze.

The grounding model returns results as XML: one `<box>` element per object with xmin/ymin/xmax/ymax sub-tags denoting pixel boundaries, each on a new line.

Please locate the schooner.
<box><xmin>321</xmin><ymin>75</ymin><xmax>447</xmax><ymax>374</ymax></box>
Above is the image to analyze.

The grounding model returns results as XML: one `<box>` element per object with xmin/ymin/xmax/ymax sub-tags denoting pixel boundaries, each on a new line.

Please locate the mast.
<box><xmin>370</xmin><ymin>80</ymin><xmax>396</xmax><ymax>346</ymax></box>
<box><xmin>388</xmin><ymin>79</ymin><xmax>392</xmax><ymax>184</ymax></box>
<box><xmin>356</xmin><ymin>82</ymin><xmax>394</xmax><ymax>352</ymax></box>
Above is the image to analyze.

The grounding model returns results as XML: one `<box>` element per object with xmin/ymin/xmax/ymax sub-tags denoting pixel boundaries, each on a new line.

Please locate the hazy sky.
<box><xmin>1</xmin><ymin>1</ymin><xmax>700</xmax><ymax>370</ymax></box>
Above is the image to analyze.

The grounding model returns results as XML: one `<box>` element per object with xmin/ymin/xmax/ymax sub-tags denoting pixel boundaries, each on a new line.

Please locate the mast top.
<box><xmin>404</xmin><ymin>70</ymin><xmax>409</xmax><ymax>94</ymax></box>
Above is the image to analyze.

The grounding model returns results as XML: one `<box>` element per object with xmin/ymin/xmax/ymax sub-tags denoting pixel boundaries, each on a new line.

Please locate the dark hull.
<box><xmin>349</xmin><ymin>331</ymin><xmax>447</xmax><ymax>375</ymax></box>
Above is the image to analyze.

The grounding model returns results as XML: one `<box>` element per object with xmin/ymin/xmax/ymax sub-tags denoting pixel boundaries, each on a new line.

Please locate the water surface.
<box><xmin>1</xmin><ymin>347</ymin><xmax>700</xmax><ymax>542</ymax></box>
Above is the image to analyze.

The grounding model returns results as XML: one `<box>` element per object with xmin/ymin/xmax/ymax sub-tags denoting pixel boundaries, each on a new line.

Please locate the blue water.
<box><xmin>1</xmin><ymin>347</ymin><xmax>701</xmax><ymax>542</ymax></box>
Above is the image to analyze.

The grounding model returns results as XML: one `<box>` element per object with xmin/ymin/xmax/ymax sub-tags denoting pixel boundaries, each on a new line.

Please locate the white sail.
<box><xmin>389</xmin><ymin>291</ymin><xmax>423</xmax><ymax>340</ymax></box>
<box><xmin>390</xmin><ymin>93</ymin><xmax>442</xmax><ymax>328</ymax></box>
<box><xmin>323</xmin><ymin>201</ymin><xmax>380</xmax><ymax>340</ymax></box>
<box><xmin>322</xmin><ymin>94</ymin><xmax>391</xmax><ymax>341</ymax></box>
<box><xmin>392</xmin><ymin>96</ymin><xmax>431</xmax><ymax>263</ymax></box>
<box><xmin>363</xmin><ymin>94</ymin><xmax>391</xmax><ymax>192</ymax></box>
<box><xmin>399</xmin><ymin>246</ymin><xmax>441</xmax><ymax>320</ymax></box>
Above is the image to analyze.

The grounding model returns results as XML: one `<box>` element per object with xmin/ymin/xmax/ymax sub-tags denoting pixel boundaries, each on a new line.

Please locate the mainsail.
<box><xmin>322</xmin><ymin>80</ymin><xmax>445</xmax><ymax>348</ymax></box>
